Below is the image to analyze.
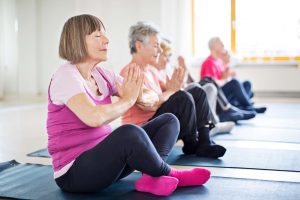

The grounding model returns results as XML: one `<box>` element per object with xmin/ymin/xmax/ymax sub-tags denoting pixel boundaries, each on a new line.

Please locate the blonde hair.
<box><xmin>160</xmin><ymin>41</ymin><xmax>172</xmax><ymax>55</ymax></box>
<box><xmin>59</xmin><ymin>14</ymin><xmax>105</xmax><ymax>64</ymax></box>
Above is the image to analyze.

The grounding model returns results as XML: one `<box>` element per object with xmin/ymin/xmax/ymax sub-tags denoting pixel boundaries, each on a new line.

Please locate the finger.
<box><xmin>132</xmin><ymin>65</ymin><xmax>140</xmax><ymax>84</ymax></box>
<box><xmin>116</xmin><ymin>81</ymin><xmax>122</xmax><ymax>96</ymax></box>
<box><xmin>123</xmin><ymin>66</ymin><xmax>130</xmax><ymax>83</ymax></box>
<box><xmin>127</xmin><ymin>64</ymin><xmax>134</xmax><ymax>83</ymax></box>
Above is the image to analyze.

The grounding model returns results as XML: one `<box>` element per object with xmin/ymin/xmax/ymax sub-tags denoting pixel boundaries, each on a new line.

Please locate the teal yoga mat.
<box><xmin>0</xmin><ymin>160</ymin><xmax>299</xmax><ymax>200</ymax></box>
<box><xmin>212</xmin><ymin>126</ymin><xmax>300</xmax><ymax>143</ymax></box>
<box><xmin>27</xmin><ymin>146</ymin><xmax>300</xmax><ymax>172</ymax></box>
<box><xmin>166</xmin><ymin>146</ymin><xmax>300</xmax><ymax>172</ymax></box>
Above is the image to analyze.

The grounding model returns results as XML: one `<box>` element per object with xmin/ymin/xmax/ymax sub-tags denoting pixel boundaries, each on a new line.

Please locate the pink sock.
<box><xmin>134</xmin><ymin>174</ymin><xmax>178</xmax><ymax>196</ymax></box>
<box><xmin>168</xmin><ymin>168</ymin><xmax>211</xmax><ymax>187</ymax></box>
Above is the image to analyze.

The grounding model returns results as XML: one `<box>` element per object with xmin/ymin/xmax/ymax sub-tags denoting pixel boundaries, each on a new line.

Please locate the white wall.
<box><xmin>188</xmin><ymin>59</ymin><xmax>300</xmax><ymax>93</ymax></box>
<box><xmin>36</xmin><ymin>0</ymin><xmax>162</xmax><ymax>94</ymax></box>
<box><xmin>234</xmin><ymin>64</ymin><xmax>300</xmax><ymax>92</ymax></box>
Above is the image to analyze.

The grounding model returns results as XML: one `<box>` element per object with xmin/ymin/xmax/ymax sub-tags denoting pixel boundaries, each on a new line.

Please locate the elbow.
<box><xmin>83</xmin><ymin>111</ymin><xmax>106</xmax><ymax>128</ymax></box>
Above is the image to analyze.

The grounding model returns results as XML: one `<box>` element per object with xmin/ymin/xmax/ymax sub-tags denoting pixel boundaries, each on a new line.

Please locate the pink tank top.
<box><xmin>47</xmin><ymin>68</ymin><xmax>113</xmax><ymax>172</ymax></box>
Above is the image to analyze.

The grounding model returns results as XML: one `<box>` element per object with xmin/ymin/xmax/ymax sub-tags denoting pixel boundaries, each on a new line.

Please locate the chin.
<box><xmin>100</xmin><ymin>56</ymin><xmax>108</xmax><ymax>62</ymax></box>
<box><xmin>149</xmin><ymin>59</ymin><xmax>158</xmax><ymax>66</ymax></box>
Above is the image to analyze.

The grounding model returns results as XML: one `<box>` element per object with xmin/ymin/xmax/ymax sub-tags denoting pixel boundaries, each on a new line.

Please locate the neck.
<box><xmin>76</xmin><ymin>60</ymin><xmax>99</xmax><ymax>81</ymax></box>
<box><xmin>131</xmin><ymin>54</ymin><xmax>148</xmax><ymax>70</ymax></box>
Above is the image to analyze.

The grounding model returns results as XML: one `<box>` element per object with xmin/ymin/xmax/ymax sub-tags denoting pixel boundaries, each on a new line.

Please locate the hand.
<box><xmin>117</xmin><ymin>63</ymin><xmax>144</xmax><ymax>105</ymax></box>
<box><xmin>165</xmin><ymin>66</ymin><xmax>185</xmax><ymax>92</ymax></box>
<box><xmin>137</xmin><ymin>87</ymin><xmax>160</xmax><ymax>107</ymax></box>
<box><xmin>177</xmin><ymin>56</ymin><xmax>187</xmax><ymax>69</ymax></box>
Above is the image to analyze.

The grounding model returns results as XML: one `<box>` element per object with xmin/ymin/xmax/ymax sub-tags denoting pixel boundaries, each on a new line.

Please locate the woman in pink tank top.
<box><xmin>49</xmin><ymin>14</ymin><xmax>211</xmax><ymax>196</ymax></box>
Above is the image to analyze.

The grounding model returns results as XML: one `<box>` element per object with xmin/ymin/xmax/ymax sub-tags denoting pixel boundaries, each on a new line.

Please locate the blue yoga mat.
<box><xmin>212</xmin><ymin>126</ymin><xmax>300</xmax><ymax>143</ymax></box>
<box><xmin>236</xmin><ymin>103</ymin><xmax>300</xmax><ymax>130</ymax></box>
<box><xmin>166</xmin><ymin>146</ymin><xmax>300</xmax><ymax>172</ymax></box>
<box><xmin>0</xmin><ymin>160</ymin><xmax>299</xmax><ymax>200</ymax></box>
<box><xmin>27</xmin><ymin>148</ymin><xmax>50</xmax><ymax>157</ymax></box>
<box><xmin>28</xmin><ymin>146</ymin><xmax>300</xmax><ymax>172</ymax></box>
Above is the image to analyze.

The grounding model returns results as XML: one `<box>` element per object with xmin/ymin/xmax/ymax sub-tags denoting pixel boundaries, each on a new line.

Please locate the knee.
<box><xmin>173</xmin><ymin>90</ymin><xmax>194</xmax><ymax>102</ymax></box>
<box><xmin>117</xmin><ymin>124</ymin><xmax>148</xmax><ymax>143</ymax></box>
<box><xmin>229</xmin><ymin>78</ymin><xmax>240</xmax><ymax>86</ymax></box>
<box><xmin>187</xmin><ymin>84</ymin><xmax>205</xmax><ymax>94</ymax></box>
<box><xmin>202</xmin><ymin>83</ymin><xmax>217</xmax><ymax>96</ymax></box>
<box><xmin>243</xmin><ymin>80</ymin><xmax>252</xmax><ymax>88</ymax></box>
<box><xmin>158</xmin><ymin>113</ymin><xmax>180</xmax><ymax>136</ymax></box>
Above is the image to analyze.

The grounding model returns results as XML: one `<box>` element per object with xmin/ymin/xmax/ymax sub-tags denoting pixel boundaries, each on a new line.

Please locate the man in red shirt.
<box><xmin>201</xmin><ymin>37</ymin><xmax>266</xmax><ymax>114</ymax></box>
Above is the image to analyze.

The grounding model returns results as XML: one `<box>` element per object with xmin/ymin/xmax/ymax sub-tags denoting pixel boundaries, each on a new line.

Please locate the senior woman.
<box><xmin>121</xmin><ymin>21</ymin><xmax>226</xmax><ymax>159</ymax></box>
<box><xmin>47</xmin><ymin>14</ymin><xmax>209</xmax><ymax>197</ymax></box>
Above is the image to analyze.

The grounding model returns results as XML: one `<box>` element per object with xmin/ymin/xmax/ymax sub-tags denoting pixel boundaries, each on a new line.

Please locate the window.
<box><xmin>193</xmin><ymin>0</ymin><xmax>300</xmax><ymax>62</ymax></box>
<box><xmin>236</xmin><ymin>0</ymin><xmax>300</xmax><ymax>60</ymax></box>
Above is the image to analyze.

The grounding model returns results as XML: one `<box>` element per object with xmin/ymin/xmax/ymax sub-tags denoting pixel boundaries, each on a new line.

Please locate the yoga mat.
<box><xmin>212</xmin><ymin>126</ymin><xmax>300</xmax><ymax>143</ymax></box>
<box><xmin>236</xmin><ymin>103</ymin><xmax>300</xmax><ymax>130</ymax></box>
<box><xmin>239</xmin><ymin>117</ymin><xmax>300</xmax><ymax>130</ymax></box>
<box><xmin>27</xmin><ymin>145</ymin><xmax>300</xmax><ymax>172</ymax></box>
<box><xmin>167</xmin><ymin>146</ymin><xmax>300</xmax><ymax>172</ymax></box>
<box><xmin>0</xmin><ymin>161</ymin><xmax>299</xmax><ymax>200</ymax></box>
<box><xmin>27</xmin><ymin>148</ymin><xmax>50</xmax><ymax>158</ymax></box>
<box><xmin>262</xmin><ymin>103</ymin><xmax>300</xmax><ymax>117</ymax></box>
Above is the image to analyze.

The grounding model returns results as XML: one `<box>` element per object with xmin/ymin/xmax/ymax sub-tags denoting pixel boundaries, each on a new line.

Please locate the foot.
<box><xmin>196</xmin><ymin>143</ymin><xmax>226</xmax><ymax>158</ymax></box>
<box><xmin>254</xmin><ymin>106</ymin><xmax>267</xmax><ymax>114</ymax></box>
<box><xmin>182</xmin><ymin>141</ymin><xmax>198</xmax><ymax>155</ymax></box>
<box><xmin>134</xmin><ymin>174</ymin><xmax>178</xmax><ymax>196</ymax></box>
<box><xmin>210</xmin><ymin>122</ymin><xmax>235</xmax><ymax>136</ymax></box>
<box><xmin>219</xmin><ymin>108</ymin><xmax>244</xmax><ymax>122</ymax></box>
<box><xmin>231</xmin><ymin>106</ymin><xmax>256</xmax><ymax>120</ymax></box>
<box><xmin>168</xmin><ymin>168</ymin><xmax>211</xmax><ymax>187</ymax></box>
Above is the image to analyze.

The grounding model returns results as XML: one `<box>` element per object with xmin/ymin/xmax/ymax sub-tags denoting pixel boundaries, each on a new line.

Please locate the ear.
<box><xmin>135</xmin><ymin>40</ymin><xmax>144</xmax><ymax>52</ymax></box>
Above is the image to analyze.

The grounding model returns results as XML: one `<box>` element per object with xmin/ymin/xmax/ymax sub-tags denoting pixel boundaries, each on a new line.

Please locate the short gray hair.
<box><xmin>129</xmin><ymin>21</ymin><xmax>160</xmax><ymax>54</ymax></box>
<box><xmin>208</xmin><ymin>37</ymin><xmax>220</xmax><ymax>51</ymax></box>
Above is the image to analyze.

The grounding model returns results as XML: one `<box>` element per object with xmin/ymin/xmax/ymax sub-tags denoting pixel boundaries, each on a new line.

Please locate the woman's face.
<box><xmin>85</xmin><ymin>30</ymin><xmax>109</xmax><ymax>62</ymax></box>
<box><xmin>156</xmin><ymin>52</ymin><xmax>171</xmax><ymax>70</ymax></box>
<box><xmin>139</xmin><ymin>34</ymin><xmax>162</xmax><ymax>66</ymax></box>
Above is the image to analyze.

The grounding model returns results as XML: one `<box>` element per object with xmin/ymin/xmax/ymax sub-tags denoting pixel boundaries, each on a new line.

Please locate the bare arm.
<box><xmin>66</xmin><ymin>64</ymin><xmax>143</xmax><ymax>127</ymax></box>
<box><xmin>137</xmin><ymin>66</ymin><xmax>185</xmax><ymax>112</ymax></box>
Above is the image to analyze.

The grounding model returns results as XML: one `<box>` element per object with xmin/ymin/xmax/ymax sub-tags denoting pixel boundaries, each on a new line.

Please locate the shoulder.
<box><xmin>53</xmin><ymin>62</ymin><xmax>82</xmax><ymax>80</ymax></box>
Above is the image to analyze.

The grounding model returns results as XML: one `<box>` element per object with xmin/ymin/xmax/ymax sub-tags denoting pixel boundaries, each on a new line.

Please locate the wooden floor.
<box><xmin>0</xmin><ymin>95</ymin><xmax>300</xmax><ymax>199</ymax></box>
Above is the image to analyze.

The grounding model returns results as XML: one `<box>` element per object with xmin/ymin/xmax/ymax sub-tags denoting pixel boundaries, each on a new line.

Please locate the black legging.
<box><xmin>150</xmin><ymin>85</ymin><xmax>213</xmax><ymax>148</ymax></box>
<box><xmin>55</xmin><ymin>113</ymin><xmax>179</xmax><ymax>193</ymax></box>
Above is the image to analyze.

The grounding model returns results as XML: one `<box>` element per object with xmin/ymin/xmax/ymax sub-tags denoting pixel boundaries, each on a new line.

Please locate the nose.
<box><xmin>103</xmin><ymin>34</ymin><xmax>109</xmax><ymax>45</ymax></box>
<box><xmin>158</xmin><ymin>45</ymin><xmax>162</xmax><ymax>54</ymax></box>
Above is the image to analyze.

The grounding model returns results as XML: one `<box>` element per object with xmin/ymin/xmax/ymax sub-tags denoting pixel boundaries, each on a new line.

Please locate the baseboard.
<box><xmin>254</xmin><ymin>91</ymin><xmax>300</xmax><ymax>98</ymax></box>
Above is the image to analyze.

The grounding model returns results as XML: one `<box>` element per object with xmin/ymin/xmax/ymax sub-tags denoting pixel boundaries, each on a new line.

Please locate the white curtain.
<box><xmin>160</xmin><ymin>0</ymin><xmax>193</xmax><ymax>64</ymax></box>
<box><xmin>0</xmin><ymin>0</ymin><xmax>18</xmax><ymax>98</ymax></box>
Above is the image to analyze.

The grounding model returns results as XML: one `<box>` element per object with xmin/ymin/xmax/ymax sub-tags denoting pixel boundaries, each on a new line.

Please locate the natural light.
<box><xmin>236</xmin><ymin>0</ymin><xmax>300</xmax><ymax>58</ymax></box>
<box><xmin>194</xmin><ymin>0</ymin><xmax>300</xmax><ymax>60</ymax></box>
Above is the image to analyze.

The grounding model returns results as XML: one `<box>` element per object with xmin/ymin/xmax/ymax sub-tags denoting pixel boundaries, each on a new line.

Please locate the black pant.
<box><xmin>55</xmin><ymin>113</ymin><xmax>179</xmax><ymax>193</ymax></box>
<box><xmin>150</xmin><ymin>85</ymin><xmax>213</xmax><ymax>147</ymax></box>
<box><xmin>222</xmin><ymin>79</ymin><xmax>252</xmax><ymax>107</ymax></box>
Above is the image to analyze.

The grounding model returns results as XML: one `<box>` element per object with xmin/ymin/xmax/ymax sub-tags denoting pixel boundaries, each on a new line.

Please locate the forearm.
<box><xmin>94</xmin><ymin>98</ymin><xmax>134</xmax><ymax>126</ymax></box>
